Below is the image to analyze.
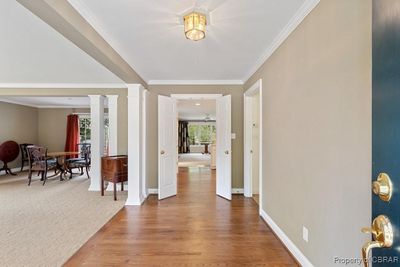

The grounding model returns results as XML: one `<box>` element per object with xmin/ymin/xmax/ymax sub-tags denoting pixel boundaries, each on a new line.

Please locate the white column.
<box><xmin>88</xmin><ymin>95</ymin><xmax>105</xmax><ymax>191</ymax></box>
<box><xmin>106</xmin><ymin>95</ymin><xmax>121</xmax><ymax>191</ymax></box>
<box><xmin>125</xmin><ymin>84</ymin><xmax>145</xmax><ymax>205</ymax></box>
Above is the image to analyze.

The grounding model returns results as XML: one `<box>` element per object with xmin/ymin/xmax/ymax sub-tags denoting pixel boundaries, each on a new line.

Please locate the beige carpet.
<box><xmin>0</xmin><ymin>171</ymin><xmax>127</xmax><ymax>267</ymax></box>
<box><xmin>178</xmin><ymin>153</ymin><xmax>211</xmax><ymax>167</ymax></box>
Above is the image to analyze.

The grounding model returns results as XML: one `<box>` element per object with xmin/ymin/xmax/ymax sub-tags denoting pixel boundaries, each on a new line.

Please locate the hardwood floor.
<box><xmin>65</xmin><ymin>167</ymin><xmax>298</xmax><ymax>266</ymax></box>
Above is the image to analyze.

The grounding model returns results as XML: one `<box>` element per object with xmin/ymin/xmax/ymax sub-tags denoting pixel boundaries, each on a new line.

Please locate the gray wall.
<box><xmin>0</xmin><ymin>101</ymin><xmax>39</xmax><ymax>168</ymax></box>
<box><xmin>146</xmin><ymin>85</ymin><xmax>244</xmax><ymax>188</ymax></box>
<box><xmin>38</xmin><ymin>108</ymin><xmax>90</xmax><ymax>152</ymax></box>
<box><xmin>0</xmin><ymin>88</ymin><xmax>128</xmax><ymax>155</ymax></box>
<box><xmin>244</xmin><ymin>0</ymin><xmax>372</xmax><ymax>266</ymax></box>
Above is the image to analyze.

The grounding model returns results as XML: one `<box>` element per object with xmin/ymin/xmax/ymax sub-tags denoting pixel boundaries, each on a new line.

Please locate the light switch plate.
<box><xmin>231</xmin><ymin>133</ymin><xmax>236</xmax><ymax>139</ymax></box>
<box><xmin>303</xmin><ymin>226</ymin><xmax>309</xmax><ymax>242</ymax></box>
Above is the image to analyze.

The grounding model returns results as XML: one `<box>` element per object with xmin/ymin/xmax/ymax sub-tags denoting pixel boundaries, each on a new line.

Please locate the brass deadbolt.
<box><xmin>372</xmin><ymin>173</ymin><xmax>393</xmax><ymax>202</ymax></box>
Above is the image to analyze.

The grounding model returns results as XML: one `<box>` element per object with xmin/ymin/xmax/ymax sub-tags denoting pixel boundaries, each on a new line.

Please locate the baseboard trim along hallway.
<box><xmin>260</xmin><ymin>209</ymin><xmax>314</xmax><ymax>267</ymax></box>
<box><xmin>147</xmin><ymin>188</ymin><xmax>244</xmax><ymax>195</ymax></box>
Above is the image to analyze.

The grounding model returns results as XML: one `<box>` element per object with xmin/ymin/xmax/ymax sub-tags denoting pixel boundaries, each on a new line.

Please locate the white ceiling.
<box><xmin>0</xmin><ymin>0</ymin><xmax>123</xmax><ymax>84</ymax></box>
<box><xmin>69</xmin><ymin>0</ymin><xmax>308</xmax><ymax>83</ymax></box>
<box><xmin>177</xmin><ymin>99</ymin><xmax>216</xmax><ymax>121</ymax></box>
<box><xmin>0</xmin><ymin>96</ymin><xmax>102</xmax><ymax>108</ymax></box>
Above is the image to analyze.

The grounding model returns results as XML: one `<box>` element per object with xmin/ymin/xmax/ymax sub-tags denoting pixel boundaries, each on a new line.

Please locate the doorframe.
<box><xmin>166</xmin><ymin>93</ymin><xmax>225</xmax><ymax>191</ymax></box>
<box><xmin>244</xmin><ymin>79</ymin><xmax>263</xmax><ymax>211</ymax></box>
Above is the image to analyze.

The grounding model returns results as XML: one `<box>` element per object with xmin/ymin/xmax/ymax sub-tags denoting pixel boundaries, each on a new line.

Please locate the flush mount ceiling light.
<box><xmin>195</xmin><ymin>103</ymin><xmax>201</xmax><ymax>106</ymax></box>
<box><xmin>184</xmin><ymin>12</ymin><xmax>207</xmax><ymax>41</ymax></box>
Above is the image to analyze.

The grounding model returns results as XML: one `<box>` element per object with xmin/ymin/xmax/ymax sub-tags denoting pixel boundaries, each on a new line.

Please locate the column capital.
<box><xmin>126</xmin><ymin>84</ymin><xmax>145</xmax><ymax>97</ymax></box>
<box><xmin>106</xmin><ymin>94</ymin><xmax>119</xmax><ymax>100</ymax></box>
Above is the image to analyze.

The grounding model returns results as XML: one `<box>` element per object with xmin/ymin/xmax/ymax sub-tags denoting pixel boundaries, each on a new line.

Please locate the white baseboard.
<box><xmin>259</xmin><ymin>209</ymin><xmax>313</xmax><ymax>267</ymax></box>
<box><xmin>232</xmin><ymin>188</ymin><xmax>244</xmax><ymax>194</ymax></box>
<box><xmin>147</xmin><ymin>188</ymin><xmax>158</xmax><ymax>195</ymax></box>
<box><xmin>147</xmin><ymin>188</ymin><xmax>244</xmax><ymax>195</ymax></box>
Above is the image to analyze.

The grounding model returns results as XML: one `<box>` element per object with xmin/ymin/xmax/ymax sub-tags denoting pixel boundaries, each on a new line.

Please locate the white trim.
<box><xmin>260</xmin><ymin>209</ymin><xmax>314</xmax><ymax>267</ymax></box>
<box><xmin>147</xmin><ymin>188</ymin><xmax>243</xmax><ymax>195</ymax></box>
<box><xmin>0</xmin><ymin>98</ymin><xmax>91</xmax><ymax>109</ymax></box>
<box><xmin>0</xmin><ymin>83</ymin><xmax>127</xmax><ymax>89</ymax></box>
<box><xmin>0</xmin><ymin>97</ymin><xmax>93</xmax><ymax>109</ymax></box>
<box><xmin>88</xmin><ymin>95</ymin><xmax>105</xmax><ymax>191</ymax></box>
<box><xmin>148</xmin><ymin>80</ymin><xmax>243</xmax><ymax>85</ymax></box>
<box><xmin>232</xmin><ymin>188</ymin><xmax>244</xmax><ymax>194</ymax></box>
<box><xmin>142</xmin><ymin>90</ymin><xmax>148</xmax><ymax>199</ymax></box>
<box><xmin>244</xmin><ymin>79</ymin><xmax>263</xmax><ymax>212</ymax></box>
<box><xmin>242</xmin><ymin>0</ymin><xmax>320</xmax><ymax>82</ymax></box>
<box><xmin>147</xmin><ymin>188</ymin><xmax>159</xmax><ymax>195</ymax></box>
<box><xmin>125</xmin><ymin>84</ymin><xmax>146</xmax><ymax>206</ymax></box>
<box><xmin>171</xmin><ymin>94</ymin><xmax>222</xmax><ymax>100</ymax></box>
<box><xmin>37</xmin><ymin>106</ymin><xmax>90</xmax><ymax>109</ymax></box>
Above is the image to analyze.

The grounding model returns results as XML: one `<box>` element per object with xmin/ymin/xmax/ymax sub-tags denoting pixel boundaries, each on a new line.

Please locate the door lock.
<box><xmin>372</xmin><ymin>173</ymin><xmax>393</xmax><ymax>202</ymax></box>
<box><xmin>225</xmin><ymin>150</ymin><xmax>229</xmax><ymax>155</ymax></box>
<box><xmin>361</xmin><ymin>215</ymin><xmax>393</xmax><ymax>267</ymax></box>
<box><xmin>160</xmin><ymin>150</ymin><xmax>165</xmax><ymax>155</ymax></box>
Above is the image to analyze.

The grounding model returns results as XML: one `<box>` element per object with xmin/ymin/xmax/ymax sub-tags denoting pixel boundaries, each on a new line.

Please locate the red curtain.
<box><xmin>64</xmin><ymin>114</ymin><xmax>80</xmax><ymax>158</ymax></box>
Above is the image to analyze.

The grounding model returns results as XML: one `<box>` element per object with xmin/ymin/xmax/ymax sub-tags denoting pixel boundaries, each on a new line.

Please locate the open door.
<box><xmin>216</xmin><ymin>95</ymin><xmax>232</xmax><ymax>200</ymax></box>
<box><xmin>362</xmin><ymin>1</ymin><xmax>400</xmax><ymax>266</ymax></box>
<box><xmin>158</xmin><ymin>95</ymin><xmax>177</xmax><ymax>200</ymax></box>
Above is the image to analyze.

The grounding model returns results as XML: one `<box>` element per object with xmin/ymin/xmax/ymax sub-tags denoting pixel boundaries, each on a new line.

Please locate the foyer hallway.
<box><xmin>65</xmin><ymin>167</ymin><xmax>298</xmax><ymax>266</ymax></box>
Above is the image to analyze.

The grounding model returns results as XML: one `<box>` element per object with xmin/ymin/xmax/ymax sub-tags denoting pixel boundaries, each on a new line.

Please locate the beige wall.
<box><xmin>147</xmin><ymin>85</ymin><xmax>244</xmax><ymax>188</ymax></box>
<box><xmin>0</xmin><ymin>101</ymin><xmax>38</xmax><ymax>168</ymax></box>
<box><xmin>0</xmin><ymin>88</ymin><xmax>128</xmax><ymax>154</ymax></box>
<box><xmin>38</xmin><ymin>108</ymin><xmax>90</xmax><ymax>152</ymax></box>
<box><xmin>244</xmin><ymin>0</ymin><xmax>372</xmax><ymax>266</ymax></box>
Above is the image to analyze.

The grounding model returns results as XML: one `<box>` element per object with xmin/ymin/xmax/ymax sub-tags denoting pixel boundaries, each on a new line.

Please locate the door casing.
<box><xmin>244</xmin><ymin>79</ymin><xmax>263</xmax><ymax>212</ymax></box>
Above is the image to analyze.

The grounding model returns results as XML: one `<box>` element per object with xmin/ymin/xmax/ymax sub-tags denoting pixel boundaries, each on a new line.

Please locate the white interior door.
<box><xmin>158</xmin><ymin>95</ymin><xmax>177</xmax><ymax>200</ymax></box>
<box><xmin>216</xmin><ymin>95</ymin><xmax>232</xmax><ymax>200</ymax></box>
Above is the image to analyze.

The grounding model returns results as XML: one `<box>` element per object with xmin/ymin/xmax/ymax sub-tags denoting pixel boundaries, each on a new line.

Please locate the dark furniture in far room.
<box><xmin>27</xmin><ymin>145</ymin><xmax>57</xmax><ymax>185</ymax></box>
<box><xmin>66</xmin><ymin>143</ymin><xmax>91</xmax><ymax>179</ymax></box>
<box><xmin>101</xmin><ymin>155</ymin><xmax>128</xmax><ymax>201</ymax></box>
<box><xmin>20</xmin><ymin>143</ymin><xmax>33</xmax><ymax>172</ymax></box>
<box><xmin>0</xmin><ymin>140</ymin><xmax>20</xmax><ymax>175</ymax></box>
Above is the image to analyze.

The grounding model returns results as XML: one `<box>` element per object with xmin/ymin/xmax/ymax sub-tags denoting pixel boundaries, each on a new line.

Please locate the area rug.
<box><xmin>0</xmin><ymin>171</ymin><xmax>127</xmax><ymax>267</ymax></box>
<box><xmin>178</xmin><ymin>153</ymin><xmax>211</xmax><ymax>167</ymax></box>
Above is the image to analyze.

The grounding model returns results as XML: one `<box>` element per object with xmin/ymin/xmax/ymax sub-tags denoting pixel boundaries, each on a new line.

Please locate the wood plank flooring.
<box><xmin>65</xmin><ymin>167</ymin><xmax>298</xmax><ymax>266</ymax></box>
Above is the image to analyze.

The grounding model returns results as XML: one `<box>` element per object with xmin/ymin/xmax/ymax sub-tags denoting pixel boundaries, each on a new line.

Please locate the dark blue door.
<box><xmin>372</xmin><ymin>0</ymin><xmax>400</xmax><ymax>266</ymax></box>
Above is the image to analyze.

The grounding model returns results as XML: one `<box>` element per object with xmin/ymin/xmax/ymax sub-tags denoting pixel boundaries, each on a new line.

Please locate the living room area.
<box><xmin>0</xmin><ymin>95</ymin><xmax>127</xmax><ymax>266</ymax></box>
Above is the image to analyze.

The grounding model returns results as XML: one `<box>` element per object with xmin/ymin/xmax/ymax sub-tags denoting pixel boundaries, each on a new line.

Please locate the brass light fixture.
<box><xmin>184</xmin><ymin>12</ymin><xmax>207</xmax><ymax>41</ymax></box>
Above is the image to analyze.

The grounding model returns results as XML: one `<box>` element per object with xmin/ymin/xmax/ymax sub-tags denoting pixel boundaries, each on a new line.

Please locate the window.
<box><xmin>188</xmin><ymin>123</ymin><xmax>216</xmax><ymax>145</ymax></box>
<box><xmin>79</xmin><ymin>116</ymin><xmax>91</xmax><ymax>143</ymax></box>
<box><xmin>78</xmin><ymin>115</ymin><xmax>109</xmax><ymax>145</ymax></box>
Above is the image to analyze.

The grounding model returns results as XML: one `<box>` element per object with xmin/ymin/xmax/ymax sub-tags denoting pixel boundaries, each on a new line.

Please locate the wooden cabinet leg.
<box><xmin>121</xmin><ymin>181</ymin><xmax>124</xmax><ymax>191</ymax></box>
<box><xmin>101</xmin><ymin>177</ymin><xmax>104</xmax><ymax>196</ymax></box>
<box><xmin>114</xmin><ymin>182</ymin><xmax>117</xmax><ymax>201</ymax></box>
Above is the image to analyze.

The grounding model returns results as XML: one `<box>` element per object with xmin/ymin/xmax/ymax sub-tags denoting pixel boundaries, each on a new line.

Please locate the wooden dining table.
<box><xmin>47</xmin><ymin>152</ymin><xmax>80</xmax><ymax>180</ymax></box>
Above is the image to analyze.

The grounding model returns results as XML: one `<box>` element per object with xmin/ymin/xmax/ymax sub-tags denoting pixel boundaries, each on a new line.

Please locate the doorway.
<box><xmin>158</xmin><ymin>94</ymin><xmax>232</xmax><ymax>201</ymax></box>
<box><xmin>177</xmin><ymin>99</ymin><xmax>216</xmax><ymax>169</ymax></box>
<box><xmin>244</xmin><ymin>80</ymin><xmax>263</xmax><ymax>210</ymax></box>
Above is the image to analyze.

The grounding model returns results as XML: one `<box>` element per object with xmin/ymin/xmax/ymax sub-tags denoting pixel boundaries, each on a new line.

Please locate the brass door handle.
<box><xmin>361</xmin><ymin>215</ymin><xmax>393</xmax><ymax>267</ymax></box>
<box><xmin>372</xmin><ymin>173</ymin><xmax>393</xmax><ymax>202</ymax></box>
<box><xmin>160</xmin><ymin>150</ymin><xmax>165</xmax><ymax>155</ymax></box>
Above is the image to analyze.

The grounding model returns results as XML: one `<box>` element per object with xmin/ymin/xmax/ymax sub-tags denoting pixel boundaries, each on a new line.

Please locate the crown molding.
<box><xmin>0</xmin><ymin>83</ymin><xmax>127</xmax><ymax>89</ymax></box>
<box><xmin>0</xmin><ymin>97</ymin><xmax>92</xmax><ymax>109</ymax></box>
<box><xmin>148</xmin><ymin>80</ymin><xmax>244</xmax><ymax>86</ymax></box>
<box><xmin>242</xmin><ymin>0</ymin><xmax>320</xmax><ymax>83</ymax></box>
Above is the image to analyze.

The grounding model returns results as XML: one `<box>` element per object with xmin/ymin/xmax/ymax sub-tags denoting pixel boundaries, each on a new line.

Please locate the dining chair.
<box><xmin>67</xmin><ymin>144</ymin><xmax>91</xmax><ymax>178</ymax></box>
<box><xmin>27</xmin><ymin>145</ymin><xmax>57</xmax><ymax>186</ymax></box>
<box><xmin>19</xmin><ymin>143</ymin><xmax>33</xmax><ymax>172</ymax></box>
